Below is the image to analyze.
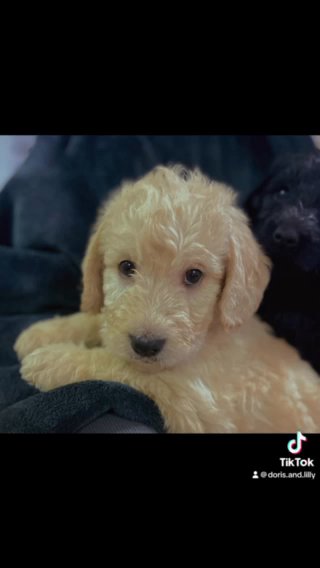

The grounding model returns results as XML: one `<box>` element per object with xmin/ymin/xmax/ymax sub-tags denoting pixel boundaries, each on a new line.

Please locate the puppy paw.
<box><xmin>14</xmin><ymin>320</ymin><xmax>62</xmax><ymax>360</ymax></box>
<box><xmin>20</xmin><ymin>344</ymin><xmax>90</xmax><ymax>391</ymax></box>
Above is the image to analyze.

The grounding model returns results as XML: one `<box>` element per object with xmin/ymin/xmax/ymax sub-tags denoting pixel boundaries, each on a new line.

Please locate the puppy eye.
<box><xmin>276</xmin><ymin>187</ymin><xmax>289</xmax><ymax>197</ymax></box>
<box><xmin>119</xmin><ymin>260</ymin><xmax>136</xmax><ymax>277</ymax></box>
<box><xmin>184</xmin><ymin>269</ymin><xmax>203</xmax><ymax>286</ymax></box>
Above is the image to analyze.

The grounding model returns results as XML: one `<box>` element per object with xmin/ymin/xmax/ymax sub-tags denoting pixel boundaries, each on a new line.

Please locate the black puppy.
<box><xmin>246</xmin><ymin>151</ymin><xmax>320</xmax><ymax>374</ymax></box>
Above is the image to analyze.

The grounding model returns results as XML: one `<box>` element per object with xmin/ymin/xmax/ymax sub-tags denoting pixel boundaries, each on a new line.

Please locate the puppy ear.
<box><xmin>80</xmin><ymin>227</ymin><xmax>104</xmax><ymax>313</ymax></box>
<box><xmin>219</xmin><ymin>210</ymin><xmax>271</xmax><ymax>330</ymax></box>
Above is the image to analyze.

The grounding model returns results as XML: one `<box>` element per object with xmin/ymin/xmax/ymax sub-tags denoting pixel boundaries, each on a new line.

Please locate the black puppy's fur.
<box><xmin>246</xmin><ymin>150</ymin><xmax>320</xmax><ymax>374</ymax></box>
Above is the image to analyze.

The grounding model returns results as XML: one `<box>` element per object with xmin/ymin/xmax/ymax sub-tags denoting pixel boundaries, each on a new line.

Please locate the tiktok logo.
<box><xmin>287</xmin><ymin>431</ymin><xmax>308</xmax><ymax>455</ymax></box>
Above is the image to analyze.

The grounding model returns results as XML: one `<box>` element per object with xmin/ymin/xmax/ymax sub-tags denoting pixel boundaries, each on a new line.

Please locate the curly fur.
<box><xmin>15</xmin><ymin>165</ymin><xmax>320</xmax><ymax>432</ymax></box>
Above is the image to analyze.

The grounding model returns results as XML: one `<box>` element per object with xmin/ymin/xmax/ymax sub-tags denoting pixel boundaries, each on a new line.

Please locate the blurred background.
<box><xmin>0</xmin><ymin>135</ymin><xmax>36</xmax><ymax>190</ymax></box>
<box><xmin>1</xmin><ymin>135</ymin><xmax>320</xmax><ymax>192</ymax></box>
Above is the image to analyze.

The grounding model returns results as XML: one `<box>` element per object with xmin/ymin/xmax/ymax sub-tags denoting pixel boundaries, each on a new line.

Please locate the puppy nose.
<box><xmin>130</xmin><ymin>335</ymin><xmax>166</xmax><ymax>358</ymax></box>
<box><xmin>273</xmin><ymin>226</ymin><xmax>299</xmax><ymax>247</ymax></box>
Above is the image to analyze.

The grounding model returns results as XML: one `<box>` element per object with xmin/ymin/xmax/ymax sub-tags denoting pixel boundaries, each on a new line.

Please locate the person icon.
<box><xmin>252</xmin><ymin>471</ymin><xmax>259</xmax><ymax>479</ymax></box>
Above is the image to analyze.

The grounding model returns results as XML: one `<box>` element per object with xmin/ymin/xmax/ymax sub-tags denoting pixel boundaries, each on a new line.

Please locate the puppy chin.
<box><xmin>265</xmin><ymin>242</ymin><xmax>320</xmax><ymax>273</ymax></box>
<box><xmin>293</xmin><ymin>255</ymin><xmax>320</xmax><ymax>273</ymax></box>
<box><xmin>127</xmin><ymin>352</ymin><xmax>170</xmax><ymax>373</ymax></box>
<box><xmin>128</xmin><ymin>346</ymin><xmax>194</xmax><ymax>373</ymax></box>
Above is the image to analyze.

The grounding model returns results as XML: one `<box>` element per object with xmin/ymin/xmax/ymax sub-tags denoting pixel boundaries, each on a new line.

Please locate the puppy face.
<box><xmin>81</xmin><ymin>166</ymin><xmax>270</xmax><ymax>371</ymax></box>
<box><xmin>246</xmin><ymin>152</ymin><xmax>320</xmax><ymax>272</ymax></box>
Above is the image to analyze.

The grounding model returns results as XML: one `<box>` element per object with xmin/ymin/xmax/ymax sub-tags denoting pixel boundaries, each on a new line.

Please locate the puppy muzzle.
<box><xmin>129</xmin><ymin>335</ymin><xmax>166</xmax><ymax>358</ymax></box>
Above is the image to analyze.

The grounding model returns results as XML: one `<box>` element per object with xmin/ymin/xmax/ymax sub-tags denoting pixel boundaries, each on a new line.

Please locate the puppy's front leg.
<box><xmin>15</xmin><ymin>313</ymin><xmax>103</xmax><ymax>360</ymax></box>
<box><xmin>20</xmin><ymin>343</ymin><xmax>116</xmax><ymax>391</ymax></box>
<box><xmin>20</xmin><ymin>345</ymin><xmax>209</xmax><ymax>433</ymax></box>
